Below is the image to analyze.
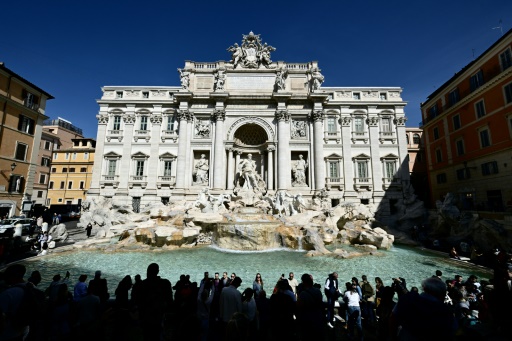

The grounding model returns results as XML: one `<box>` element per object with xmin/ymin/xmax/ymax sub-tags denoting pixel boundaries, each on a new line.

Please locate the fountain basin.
<box><xmin>215</xmin><ymin>221</ymin><xmax>283</xmax><ymax>251</ymax></box>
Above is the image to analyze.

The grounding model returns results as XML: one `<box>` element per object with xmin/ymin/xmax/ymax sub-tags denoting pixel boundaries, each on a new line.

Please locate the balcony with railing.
<box><xmin>379</xmin><ymin>131</ymin><xmax>396</xmax><ymax>144</ymax></box>
<box><xmin>324</xmin><ymin>130</ymin><xmax>341</xmax><ymax>142</ymax></box>
<box><xmin>161</xmin><ymin>130</ymin><xmax>178</xmax><ymax>143</ymax></box>
<box><xmin>100</xmin><ymin>175</ymin><xmax>119</xmax><ymax>188</ymax></box>
<box><xmin>157</xmin><ymin>175</ymin><xmax>176</xmax><ymax>189</ymax></box>
<box><xmin>354</xmin><ymin>177</ymin><xmax>372</xmax><ymax>191</ymax></box>
<box><xmin>129</xmin><ymin>175</ymin><xmax>147</xmax><ymax>188</ymax></box>
<box><xmin>106</xmin><ymin>129</ymin><xmax>123</xmax><ymax>142</ymax></box>
<box><xmin>134</xmin><ymin>130</ymin><xmax>150</xmax><ymax>142</ymax></box>
<box><xmin>351</xmin><ymin>131</ymin><xmax>368</xmax><ymax>143</ymax></box>
<box><xmin>382</xmin><ymin>177</ymin><xmax>402</xmax><ymax>190</ymax></box>
<box><xmin>325</xmin><ymin>177</ymin><xmax>344</xmax><ymax>190</ymax></box>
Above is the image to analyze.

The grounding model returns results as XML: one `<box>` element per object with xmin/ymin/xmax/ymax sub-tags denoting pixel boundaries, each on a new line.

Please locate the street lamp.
<box><xmin>10</xmin><ymin>163</ymin><xmax>16</xmax><ymax>172</ymax></box>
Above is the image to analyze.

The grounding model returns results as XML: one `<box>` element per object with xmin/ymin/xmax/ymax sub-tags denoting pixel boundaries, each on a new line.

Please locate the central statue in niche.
<box><xmin>234</xmin><ymin>154</ymin><xmax>266</xmax><ymax>205</ymax></box>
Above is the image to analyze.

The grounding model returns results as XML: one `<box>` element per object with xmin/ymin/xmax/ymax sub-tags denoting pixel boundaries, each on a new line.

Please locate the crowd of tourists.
<box><xmin>0</xmin><ymin>256</ymin><xmax>511</xmax><ymax>341</ymax></box>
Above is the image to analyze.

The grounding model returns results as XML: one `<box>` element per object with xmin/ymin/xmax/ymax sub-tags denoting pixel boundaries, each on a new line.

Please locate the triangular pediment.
<box><xmin>131</xmin><ymin>151</ymin><xmax>149</xmax><ymax>159</ymax></box>
<box><xmin>381</xmin><ymin>153</ymin><xmax>399</xmax><ymax>159</ymax></box>
<box><xmin>104</xmin><ymin>151</ymin><xmax>122</xmax><ymax>158</ymax></box>
<box><xmin>159</xmin><ymin>152</ymin><xmax>177</xmax><ymax>159</ymax></box>
<box><xmin>325</xmin><ymin>153</ymin><xmax>343</xmax><ymax>159</ymax></box>
<box><xmin>353</xmin><ymin>153</ymin><xmax>370</xmax><ymax>160</ymax></box>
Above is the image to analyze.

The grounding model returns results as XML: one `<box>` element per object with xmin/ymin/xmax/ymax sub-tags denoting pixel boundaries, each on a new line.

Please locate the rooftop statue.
<box><xmin>227</xmin><ymin>32</ymin><xmax>276</xmax><ymax>69</ymax></box>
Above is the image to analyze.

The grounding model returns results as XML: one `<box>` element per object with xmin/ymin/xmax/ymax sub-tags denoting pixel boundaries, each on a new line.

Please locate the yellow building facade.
<box><xmin>47</xmin><ymin>138</ymin><xmax>95</xmax><ymax>208</ymax></box>
<box><xmin>0</xmin><ymin>63</ymin><xmax>53</xmax><ymax>217</ymax></box>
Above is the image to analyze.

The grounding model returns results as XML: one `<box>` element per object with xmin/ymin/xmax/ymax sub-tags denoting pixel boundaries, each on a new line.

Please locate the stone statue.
<box><xmin>227</xmin><ymin>43</ymin><xmax>242</xmax><ymax>68</ymax></box>
<box><xmin>291</xmin><ymin>120</ymin><xmax>307</xmax><ymax>139</ymax></box>
<box><xmin>259</xmin><ymin>43</ymin><xmax>275</xmax><ymax>68</ymax></box>
<box><xmin>177</xmin><ymin>68</ymin><xmax>190</xmax><ymax>90</ymax></box>
<box><xmin>238</xmin><ymin>154</ymin><xmax>259</xmax><ymax>190</ymax></box>
<box><xmin>194</xmin><ymin>154</ymin><xmax>209</xmax><ymax>184</ymax></box>
<box><xmin>292</xmin><ymin>154</ymin><xmax>308</xmax><ymax>186</ymax></box>
<box><xmin>308</xmin><ymin>67</ymin><xmax>324</xmax><ymax>91</ymax></box>
<box><xmin>275</xmin><ymin>68</ymin><xmax>287</xmax><ymax>91</ymax></box>
<box><xmin>214</xmin><ymin>70</ymin><xmax>226</xmax><ymax>91</ymax></box>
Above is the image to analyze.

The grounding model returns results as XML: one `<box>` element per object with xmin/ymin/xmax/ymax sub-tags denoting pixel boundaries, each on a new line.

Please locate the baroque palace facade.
<box><xmin>88</xmin><ymin>33</ymin><xmax>409</xmax><ymax>219</ymax></box>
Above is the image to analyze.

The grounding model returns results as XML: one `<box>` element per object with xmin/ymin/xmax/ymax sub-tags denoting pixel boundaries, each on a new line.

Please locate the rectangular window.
<box><xmin>41</xmin><ymin>157</ymin><xmax>50</xmax><ymax>167</ymax></box>
<box><xmin>79</xmin><ymin>181</ymin><xmax>85</xmax><ymax>189</ymax></box>
<box><xmin>58</xmin><ymin>198</ymin><xmax>63</xmax><ymax>203</ymax></box>
<box><xmin>384</xmin><ymin>161</ymin><xmax>396</xmax><ymax>179</ymax></box>
<box><xmin>116</xmin><ymin>91</ymin><xmax>123</xmax><ymax>98</ymax></box>
<box><xmin>381</xmin><ymin>118</ymin><xmax>392</xmax><ymax>132</ymax></box>
<box><xmin>164</xmin><ymin>161</ymin><xmax>172</xmax><ymax>176</ymax></box>
<box><xmin>84</xmin><ymin>152</ymin><xmax>89</xmax><ymax>160</ymax></box>
<box><xmin>436</xmin><ymin>149</ymin><xmax>442</xmax><ymax>163</ymax></box>
<box><xmin>436</xmin><ymin>173</ymin><xmax>447</xmax><ymax>184</ymax></box>
<box><xmin>456</xmin><ymin>168</ymin><xmax>469</xmax><ymax>180</ymax></box>
<box><xmin>480</xmin><ymin>129</ymin><xmax>491</xmax><ymax>147</ymax></box>
<box><xmin>62</xmin><ymin>168</ymin><xmax>67</xmax><ymax>173</ymax></box>
<box><xmin>65</xmin><ymin>152</ymin><xmax>70</xmax><ymax>160</ymax></box>
<box><xmin>44</xmin><ymin>141</ymin><xmax>51</xmax><ymax>150</ymax></box>
<box><xmin>53</xmin><ymin>153</ymin><xmax>58</xmax><ymax>160</ymax></box>
<box><xmin>329</xmin><ymin>162</ymin><xmax>338</xmax><ymax>178</ymax></box>
<box><xmin>357</xmin><ymin>161</ymin><xmax>368</xmax><ymax>180</ymax></box>
<box><xmin>69</xmin><ymin>168</ymin><xmax>75</xmax><ymax>173</ymax></box>
<box><xmin>433</xmin><ymin>127</ymin><xmax>439</xmax><ymax>140</ymax></box>
<box><xmin>108</xmin><ymin>160</ymin><xmax>117</xmax><ymax>176</ymax></box>
<box><xmin>453</xmin><ymin>115</ymin><xmax>461</xmax><ymax>130</ymax></box>
<box><xmin>327</xmin><ymin>117</ymin><xmax>336</xmax><ymax>133</ymax></box>
<box><xmin>380</xmin><ymin>93</ymin><xmax>387</xmax><ymax>100</ymax></box>
<box><xmin>80</xmin><ymin>167</ymin><xmax>87</xmax><ymax>172</ymax></box>
<box><xmin>429</xmin><ymin>104</ymin><xmax>439</xmax><ymax>118</ymax></box>
<box><xmin>37</xmin><ymin>191</ymin><xmax>43</xmax><ymax>198</ymax></box>
<box><xmin>140</xmin><ymin>116</ymin><xmax>148</xmax><ymax>131</ymax></box>
<box><xmin>18</xmin><ymin>115</ymin><xmax>35</xmax><ymax>134</ymax></box>
<box><xmin>60</xmin><ymin>181</ymin><xmax>65</xmax><ymax>189</ymax></box>
<box><xmin>136</xmin><ymin>161</ymin><xmax>145</xmax><ymax>176</ymax></box>
<box><xmin>353</xmin><ymin>92</ymin><xmax>361</xmax><ymax>100</ymax></box>
<box><xmin>167</xmin><ymin>115</ymin><xmax>174</xmax><ymax>131</ymax></box>
<box><xmin>113</xmin><ymin>116</ymin><xmax>122</xmax><ymax>130</ymax></box>
<box><xmin>49</xmin><ymin>181</ymin><xmax>54</xmax><ymax>189</ymax></box>
<box><xmin>51</xmin><ymin>167</ymin><xmax>56</xmax><ymax>173</ymax></box>
<box><xmin>15</xmin><ymin>143</ymin><xmax>28</xmax><ymax>161</ymax></box>
<box><xmin>482</xmin><ymin>161</ymin><xmax>499</xmax><ymax>175</ymax></box>
<box><xmin>505</xmin><ymin>83</ymin><xmax>512</xmax><ymax>104</ymax></box>
<box><xmin>142</xmin><ymin>91</ymin><xmax>149</xmax><ymax>98</ymax></box>
<box><xmin>39</xmin><ymin>174</ymin><xmax>46</xmax><ymax>184</ymax></box>
<box><xmin>475</xmin><ymin>100</ymin><xmax>486</xmax><ymax>118</ymax></box>
<box><xmin>68</xmin><ymin>181</ymin><xmax>73</xmax><ymax>189</ymax></box>
<box><xmin>500</xmin><ymin>49</ymin><xmax>512</xmax><ymax>71</ymax></box>
<box><xmin>72</xmin><ymin>152</ymin><xmax>77</xmax><ymax>160</ymax></box>
<box><xmin>470</xmin><ymin>70</ymin><xmax>484</xmax><ymax>91</ymax></box>
<box><xmin>354</xmin><ymin>117</ymin><xmax>364</xmax><ymax>132</ymax></box>
<box><xmin>456</xmin><ymin>139</ymin><xmax>465</xmax><ymax>156</ymax></box>
<box><xmin>448</xmin><ymin>88</ymin><xmax>460</xmax><ymax>106</ymax></box>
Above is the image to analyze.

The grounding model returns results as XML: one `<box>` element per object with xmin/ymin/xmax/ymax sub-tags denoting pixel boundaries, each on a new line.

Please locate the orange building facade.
<box><xmin>0</xmin><ymin>63</ymin><xmax>53</xmax><ymax>217</ymax></box>
<box><xmin>421</xmin><ymin>29</ymin><xmax>512</xmax><ymax>211</ymax></box>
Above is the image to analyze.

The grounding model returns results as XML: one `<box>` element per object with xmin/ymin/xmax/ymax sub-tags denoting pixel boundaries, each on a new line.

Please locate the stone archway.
<box><xmin>234</xmin><ymin>124</ymin><xmax>268</xmax><ymax>146</ymax></box>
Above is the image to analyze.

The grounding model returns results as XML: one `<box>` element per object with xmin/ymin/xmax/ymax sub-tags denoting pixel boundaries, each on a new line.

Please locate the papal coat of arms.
<box><xmin>227</xmin><ymin>32</ymin><xmax>276</xmax><ymax>69</ymax></box>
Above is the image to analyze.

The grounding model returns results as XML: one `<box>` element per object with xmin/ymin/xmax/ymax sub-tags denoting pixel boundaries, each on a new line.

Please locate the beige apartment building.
<box><xmin>0</xmin><ymin>63</ymin><xmax>53</xmax><ymax>217</ymax></box>
<box><xmin>47</xmin><ymin>138</ymin><xmax>95</xmax><ymax>208</ymax></box>
<box><xmin>32</xmin><ymin>129</ymin><xmax>60</xmax><ymax>209</ymax></box>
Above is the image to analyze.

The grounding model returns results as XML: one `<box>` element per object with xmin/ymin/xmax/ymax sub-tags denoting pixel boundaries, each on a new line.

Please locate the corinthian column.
<box><xmin>311</xmin><ymin>110</ymin><xmax>326</xmax><ymax>189</ymax></box>
<box><xmin>275</xmin><ymin>110</ymin><xmax>291</xmax><ymax>190</ymax></box>
<box><xmin>227</xmin><ymin>148</ymin><xmax>235</xmax><ymax>189</ymax></box>
<box><xmin>267</xmin><ymin>146</ymin><xmax>274</xmax><ymax>190</ymax></box>
<box><xmin>175</xmin><ymin>110</ymin><xmax>191</xmax><ymax>189</ymax></box>
<box><xmin>213</xmin><ymin>109</ymin><xmax>226</xmax><ymax>189</ymax></box>
<box><xmin>89</xmin><ymin>111</ymin><xmax>109</xmax><ymax>195</ymax></box>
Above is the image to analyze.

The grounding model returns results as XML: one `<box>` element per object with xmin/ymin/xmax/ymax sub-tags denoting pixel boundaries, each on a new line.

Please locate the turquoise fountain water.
<box><xmin>18</xmin><ymin>245</ymin><xmax>490</xmax><ymax>296</ymax></box>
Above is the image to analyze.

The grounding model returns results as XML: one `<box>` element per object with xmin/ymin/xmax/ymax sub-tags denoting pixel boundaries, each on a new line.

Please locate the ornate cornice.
<box><xmin>275</xmin><ymin>110</ymin><xmax>290</xmax><ymax>122</ymax></box>
<box><xmin>309</xmin><ymin>110</ymin><xmax>324</xmax><ymax>122</ymax></box>
<box><xmin>213</xmin><ymin>109</ymin><xmax>226</xmax><ymax>122</ymax></box>
<box><xmin>97</xmin><ymin>114</ymin><xmax>109</xmax><ymax>124</ymax></box>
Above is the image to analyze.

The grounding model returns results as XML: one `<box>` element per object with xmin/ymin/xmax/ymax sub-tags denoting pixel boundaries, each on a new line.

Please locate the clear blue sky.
<box><xmin>1</xmin><ymin>1</ymin><xmax>510</xmax><ymax>138</ymax></box>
